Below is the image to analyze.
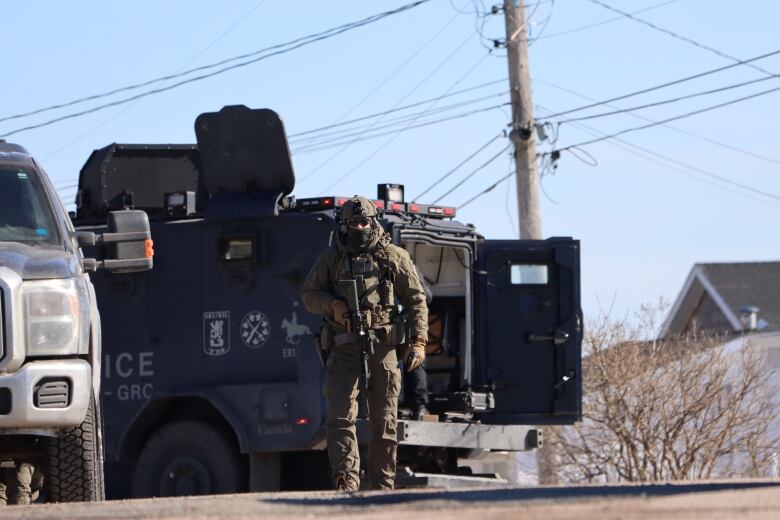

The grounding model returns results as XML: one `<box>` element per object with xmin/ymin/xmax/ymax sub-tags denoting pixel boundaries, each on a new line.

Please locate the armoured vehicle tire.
<box><xmin>47</xmin><ymin>395</ymin><xmax>105</xmax><ymax>502</ymax></box>
<box><xmin>131</xmin><ymin>420</ymin><xmax>243</xmax><ymax>498</ymax></box>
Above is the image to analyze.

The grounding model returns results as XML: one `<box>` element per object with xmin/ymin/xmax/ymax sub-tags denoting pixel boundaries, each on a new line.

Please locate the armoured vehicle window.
<box><xmin>510</xmin><ymin>264</ymin><xmax>548</xmax><ymax>285</ymax></box>
<box><xmin>220</xmin><ymin>237</ymin><xmax>254</xmax><ymax>262</ymax></box>
<box><xmin>0</xmin><ymin>168</ymin><xmax>59</xmax><ymax>245</ymax></box>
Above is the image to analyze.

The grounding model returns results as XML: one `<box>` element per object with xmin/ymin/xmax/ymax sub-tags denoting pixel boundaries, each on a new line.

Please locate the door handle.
<box><xmin>527</xmin><ymin>329</ymin><xmax>569</xmax><ymax>346</ymax></box>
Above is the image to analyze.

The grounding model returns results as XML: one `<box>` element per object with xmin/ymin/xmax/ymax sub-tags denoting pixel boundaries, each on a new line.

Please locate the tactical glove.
<box><xmin>405</xmin><ymin>337</ymin><xmax>426</xmax><ymax>372</ymax></box>
<box><xmin>331</xmin><ymin>299</ymin><xmax>350</xmax><ymax>331</ymax></box>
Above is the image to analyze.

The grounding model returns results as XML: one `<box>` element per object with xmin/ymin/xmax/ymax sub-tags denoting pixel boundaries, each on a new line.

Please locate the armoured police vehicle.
<box><xmin>0</xmin><ymin>141</ymin><xmax>152</xmax><ymax>502</ymax></box>
<box><xmin>72</xmin><ymin>106</ymin><xmax>582</xmax><ymax>498</ymax></box>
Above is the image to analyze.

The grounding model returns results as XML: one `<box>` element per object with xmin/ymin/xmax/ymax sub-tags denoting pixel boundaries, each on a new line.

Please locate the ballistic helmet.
<box><xmin>340</xmin><ymin>195</ymin><xmax>379</xmax><ymax>221</ymax></box>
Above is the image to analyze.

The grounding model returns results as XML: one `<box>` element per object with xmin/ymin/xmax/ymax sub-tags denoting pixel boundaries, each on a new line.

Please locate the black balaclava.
<box><xmin>346</xmin><ymin>222</ymin><xmax>376</xmax><ymax>251</ymax></box>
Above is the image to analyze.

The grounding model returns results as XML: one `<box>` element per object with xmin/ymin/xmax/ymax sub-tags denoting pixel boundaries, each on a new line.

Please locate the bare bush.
<box><xmin>553</xmin><ymin>304</ymin><xmax>779</xmax><ymax>483</ymax></box>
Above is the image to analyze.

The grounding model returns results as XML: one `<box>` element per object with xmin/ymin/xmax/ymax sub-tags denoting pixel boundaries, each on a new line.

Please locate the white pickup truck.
<box><xmin>0</xmin><ymin>141</ymin><xmax>152</xmax><ymax>501</ymax></box>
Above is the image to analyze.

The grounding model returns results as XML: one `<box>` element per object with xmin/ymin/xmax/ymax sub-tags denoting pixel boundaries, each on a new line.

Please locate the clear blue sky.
<box><xmin>3</xmin><ymin>0</ymin><xmax>778</xmax><ymax>323</ymax></box>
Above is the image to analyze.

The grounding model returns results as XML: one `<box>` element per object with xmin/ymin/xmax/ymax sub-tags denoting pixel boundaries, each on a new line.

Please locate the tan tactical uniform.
<box><xmin>0</xmin><ymin>461</ymin><xmax>34</xmax><ymax>505</ymax></box>
<box><xmin>301</xmin><ymin>230</ymin><xmax>428</xmax><ymax>490</ymax></box>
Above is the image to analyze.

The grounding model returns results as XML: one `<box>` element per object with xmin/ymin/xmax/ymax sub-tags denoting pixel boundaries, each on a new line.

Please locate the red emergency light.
<box><xmin>293</xmin><ymin>197</ymin><xmax>455</xmax><ymax>219</ymax></box>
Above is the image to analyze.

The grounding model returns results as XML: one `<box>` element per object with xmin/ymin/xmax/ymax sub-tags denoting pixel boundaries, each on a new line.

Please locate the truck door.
<box><xmin>475</xmin><ymin>237</ymin><xmax>581</xmax><ymax>424</ymax></box>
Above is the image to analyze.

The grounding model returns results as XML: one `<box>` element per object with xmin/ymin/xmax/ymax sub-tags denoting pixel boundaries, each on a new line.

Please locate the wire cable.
<box><xmin>318</xmin><ymin>47</ymin><xmax>491</xmax><ymax>191</ymax></box>
<box><xmin>299</xmin><ymin>8</ymin><xmax>462</xmax><ymax>149</ymax></box>
<box><xmin>41</xmin><ymin>0</ymin><xmax>271</xmax><ymax>162</ymax></box>
<box><xmin>537</xmin><ymin>48</ymin><xmax>780</xmax><ymax>121</ymax></box>
<box><xmin>536</xmin><ymin>105</ymin><xmax>780</xmax><ymax>209</ymax></box>
<box><xmin>291</xmin><ymin>92</ymin><xmax>508</xmax><ymax>150</ymax></box>
<box><xmin>433</xmin><ymin>143</ymin><xmax>512</xmax><ymax>204</ymax></box>
<box><xmin>533</xmin><ymin>0</ymin><xmax>676</xmax><ymax>41</ymax></box>
<box><xmin>555</xmin><ymin>83</ymin><xmax>780</xmax><ymax>156</ymax></box>
<box><xmin>414</xmin><ymin>133</ymin><xmax>503</xmax><ymax>200</ymax></box>
<box><xmin>563</xmin><ymin>74</ymin><xmax>780</xmax><ymax>123</ymax></box>
<box><xmin>527</xmin><ymin>0</ymin><xmax>556</xmax><ymax>46</ymax></box>
<box><xmin>294</xmin><ymin>102</ymin><xmax>508</xmax><ymax>155</ymax></box>
<box><xmin>587</xmin><ymin>0</ymin><xmax>776</xmax><ymax>77</ymax></box>
<box><xmin>289</xmin><ymin>79</ymin><xmax>506</xmax><ymax>140</ymax></box>
<box><xmin>458</xmin><ymin>167</ymin><xmax>515</xmax><ymax>209</ymax></box>
<box><xmin>536</xmin><ymin>77</ymin><xmax>780</xmax><ymax>167</ymax></box>
<box><xmin>298</xmin><ymin>30</ymin><xmax>478</xmax><ymax>183</ymax></box>
<box><xmin>0</xmin><ymin>0</ymin><xmax>432</xmax><ymax>137</ymax></box>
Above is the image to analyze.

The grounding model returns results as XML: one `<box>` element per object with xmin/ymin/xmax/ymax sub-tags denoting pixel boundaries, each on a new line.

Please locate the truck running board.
<box><xmin>395</xmin><ymin>467</ymin><xmax>509</xmax><ymax>489</ymax></box>
<box><xmin>396</xmin><ymin>420</ymin><xmax>541</xmax><ymax>451</ymax></box>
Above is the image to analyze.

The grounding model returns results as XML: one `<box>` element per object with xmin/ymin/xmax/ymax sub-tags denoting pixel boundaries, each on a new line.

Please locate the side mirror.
<box><xmin>79</xmin><ymin>210</ymin><xmax>154</xmax><ymax>273</ymax></box>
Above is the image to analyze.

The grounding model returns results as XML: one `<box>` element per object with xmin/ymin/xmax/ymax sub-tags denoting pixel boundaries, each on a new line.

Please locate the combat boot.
<box><xmin>411</xmin><ymin>405</ymin><xmax>429</xmax><ymax>421</ymax></box>
<box><xmin>334</xmin><ymin>473</ymin><xmax>359</xmax><ymax>492</ymax></box>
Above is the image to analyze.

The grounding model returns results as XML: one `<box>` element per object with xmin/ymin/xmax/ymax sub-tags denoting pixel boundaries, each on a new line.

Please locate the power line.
<box><xmin>433</xmin><ymin>143</ymin><xmax>511</xmax><ymax>204</ymax></box>
<box><xmin>291</xmin><ymin>92</ymin><xmax>508</xmax><ymax>150</ymax></box>
<box><xmin>533</xmin><ymin>0</ymin><xmax>676</xmax><ymax>41</ymax></box>
<box><xmin>41</xmin><ymin>0</ymin><xmax>271</xmax><ymax>162</ymax></box>
<box><xmin>536</xmin><ymin>77</ymin><xmax>780</xmax><ymax>168</ymax></box>
<box><xmin>414</xmin><ymin>133</ymin><xmax>504</xmax><ymax>200</ymax></box>
<box><xmin>461</xmin><ymin>97</ymin><xmax>780</xmax><ymax>212</ymax></box>
<box><xmin>536</xmin><ymin>105</ymin><xmax>780</xmax><ymax>209</ymax></box>
<box><xmin>457</xmin><ymin>167</ymin><xmax>515</xmax><ymax>209</ymax></box>
<box><xmin>537</xmin><ymin>48</ymin><xmax>780</xmax><ymax>121</ymax></box>
<box><xmin>527</xmin><ymin>0</ymin><xmax>556</xmax><ymax>45</ymax></box>
<box><xmin>0</xmin><ymin>0</ymin><xmax>431</xmax><ymax>138</ymax></box>
<box><xmin>554</xmin><ymin>83</ymin><xmax>780</xmax><ymax>155</ymax></box>
<box><xmin>299</xmin><ymin>8</ymin><xmax>462</xmax><ymax>148</ymax></box>
<box><xmin>293</xmin><ymin>102</ymin><xmax>508</xmax><ymax>155</ymax></box>
<box><xmin>298</xmin><ymin>30</ymin><xmax>478</xmax><ymax>184</ymax></box>
<box><xmin>319</xmin><ymin>47</ymin><xmax>492</xmax><ymax>191</ymax></box>
<box><xmin>1</xmin><ymin>0</ymin><xmax>428</xmax><ymax>126</ymax></box>
<box><xmin>289</xmin><ymin>79</ymin><xmax>506</xmax><ymax>140</ymax></box>
<box><xmin>587</xmin><ymin>0</ymin><xmax>776</xmax><ymax>78</ymax></box>
<box><xmin>563</xmin><ymin>74</ymin><xmax>780</xmax><ymax>124</ymax></box>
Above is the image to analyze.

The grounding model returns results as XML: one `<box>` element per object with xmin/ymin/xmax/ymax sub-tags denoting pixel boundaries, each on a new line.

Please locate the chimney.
<box><xmin>738</xmin><ymin>305</ymin><xmax>760</xmax><ymax>332</ymax></box>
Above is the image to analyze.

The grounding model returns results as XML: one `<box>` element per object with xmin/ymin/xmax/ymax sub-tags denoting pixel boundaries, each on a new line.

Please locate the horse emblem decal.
<box><xmin>281</xmin><ymin>304</ymin><xmax>312</xmax><ymax>345</ymax></box>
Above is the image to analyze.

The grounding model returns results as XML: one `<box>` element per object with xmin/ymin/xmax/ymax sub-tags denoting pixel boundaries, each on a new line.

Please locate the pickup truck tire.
<box><xmin>47</xmin><ymin>395</ymin><xmax>105</xmax><ymax>502</ymax></box>
<box><xmin>131</xmin><ymin>420</ymin><xmax>243</xmax><ymax>498</ymax></box>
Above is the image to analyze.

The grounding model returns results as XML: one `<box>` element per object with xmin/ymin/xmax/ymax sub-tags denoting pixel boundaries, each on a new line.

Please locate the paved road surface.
<box><xmin>2</xmin><ymin>480</ymin><xmax>779</xmax><ymax>519</ymax></box>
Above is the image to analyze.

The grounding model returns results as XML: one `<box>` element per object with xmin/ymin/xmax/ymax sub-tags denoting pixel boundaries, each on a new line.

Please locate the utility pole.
<box><xmin>503</xmin><ymin>0</ymin><xmax>541</xmax><ymax>239</ymax></box>
<box><xmin>504</xmin><ymin>0</ymin><xmax>555</xmax><ymax>486</ymax></box>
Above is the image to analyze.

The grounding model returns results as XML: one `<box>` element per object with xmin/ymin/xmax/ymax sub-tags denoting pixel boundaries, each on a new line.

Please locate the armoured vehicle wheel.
<box><xmin>131</xmin><ymin>421</ymin><xmax>243</xmax><ymax>498</ymax></box>
<box><xmin>47</xmin><ymin>395</ymin><xmax>105</xmax><ymax>502</ymax></box>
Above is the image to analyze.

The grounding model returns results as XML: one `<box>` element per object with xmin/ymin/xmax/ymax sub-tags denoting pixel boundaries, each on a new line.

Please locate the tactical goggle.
<box><xmin>345</xmin><ymin>217</ymin><xmax>373</xmax><ymax>228</ymax></box>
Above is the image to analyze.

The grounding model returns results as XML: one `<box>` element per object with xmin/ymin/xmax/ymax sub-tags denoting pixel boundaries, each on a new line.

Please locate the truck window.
<box><xmin>0</xmin><ymin>168</ymin><xmax>60</xmax><ymax>245</ymax></box>
<box><xmin>510</xmin><ymin>264</ymin><xmax>548</xmax><ymax>285</ymax></box>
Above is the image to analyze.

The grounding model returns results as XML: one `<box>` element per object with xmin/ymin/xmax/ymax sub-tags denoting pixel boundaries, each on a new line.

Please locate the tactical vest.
<box><xmin>320</xmin><ymin>243</ymin><xmax>406</xmax><ymax>353</ymax></box>
<box><xmin>332</xmin><ymin>247</ymin><xmax>395</xmax><ymax>327</ymax></box>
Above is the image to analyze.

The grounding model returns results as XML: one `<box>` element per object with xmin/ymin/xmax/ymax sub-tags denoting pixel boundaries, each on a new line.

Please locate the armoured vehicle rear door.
<box><xmin>475</xmin><ymin>237</ymin><xmax>581</xmax><ymax>424</ymax></box>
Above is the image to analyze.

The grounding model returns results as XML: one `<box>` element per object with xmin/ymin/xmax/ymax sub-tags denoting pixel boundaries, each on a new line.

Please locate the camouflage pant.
<box><xmin>0</xmin><ymin>462</ymin><xmax>34</xmax><ymax>506</ymax></box>
<box><xmin>324</xmin><ymin>345</ymin><xmax>401</xmax><ymax>490</ymax></box>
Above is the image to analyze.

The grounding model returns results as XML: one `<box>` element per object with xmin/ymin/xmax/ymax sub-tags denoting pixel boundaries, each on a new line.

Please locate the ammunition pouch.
<box><xmin>326</xmin><ymin>309</ymin><xmax>406</xmax><ymax>353</ymax></box>
<box><xmin>376</xmin><ymin>315</ymin><xmax>407</xmax><ymax>350</ymax></box>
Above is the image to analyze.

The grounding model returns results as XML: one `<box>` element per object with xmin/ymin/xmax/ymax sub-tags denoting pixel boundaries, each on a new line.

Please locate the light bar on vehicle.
<box><xmin>407</xmin><ymin>203</ymin><xmax>456</xmax><ymax>218</ymax></box>
<box><xmin>294</xmin><ymin>197</ymin><xmax>455</xmax><ymax>218</ymax></box>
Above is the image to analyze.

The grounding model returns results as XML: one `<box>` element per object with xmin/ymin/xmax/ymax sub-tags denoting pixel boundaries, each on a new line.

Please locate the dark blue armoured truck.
<box><xmin>0</xmin><ymin>141</ymin><xmax>152</xmax><ymax>502</ymax></box>
<box><xmin>72</xmin><ymin>106</ymin><xmax>582</xmax><ymax>498</ymax></box>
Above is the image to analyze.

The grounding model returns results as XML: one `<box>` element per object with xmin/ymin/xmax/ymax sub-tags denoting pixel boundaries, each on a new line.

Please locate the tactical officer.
<box><xmin>404</xmin><ymin>264</ymin><xmax>433</xmax><ymax>420</ymax></box>
<box><xmin>0</xmin><ymin>460</ymin><xmax>35</xmax><ymax>505</ymax></box>
<box><xmin>301</xmin><ymin>195</ymin><xmax>428</xmax><ymax>491</ymax></box>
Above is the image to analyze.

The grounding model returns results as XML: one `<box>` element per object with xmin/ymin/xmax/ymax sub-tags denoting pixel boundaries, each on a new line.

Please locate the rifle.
<box><xmin>339</xmin><ymin>278</ymin><xmax>373</xmax><ymax>419</ymax></box>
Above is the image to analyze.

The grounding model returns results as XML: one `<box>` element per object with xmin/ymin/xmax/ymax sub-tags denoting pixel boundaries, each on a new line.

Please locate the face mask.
<box><xmin>346</xmin><ymin>226</ymin><xmax>374</xmax><ymax>250</ymax></box>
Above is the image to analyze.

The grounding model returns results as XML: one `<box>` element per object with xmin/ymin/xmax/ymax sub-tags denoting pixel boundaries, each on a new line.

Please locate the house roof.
<box><xmin>660</xmin><ymin>261</ymin><xmax>780</xmax><ymax>338</ymax></box>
